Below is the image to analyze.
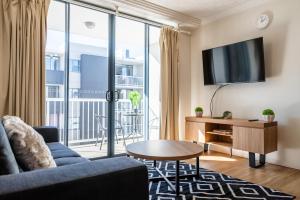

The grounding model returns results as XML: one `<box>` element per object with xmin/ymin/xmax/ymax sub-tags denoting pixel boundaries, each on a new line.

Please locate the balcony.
<box><xmin>115</xmin><ymin>75</ymin><xmax>143</xmax><ymax>88</ymax></box>
<box><xmin>46</xmin><ymin>70</ymin><xmax>64</xmax><ymax>85</ymax></box>
<box><xmin>46</xmin><ymin>98</ymin><xmax>159</xmax><ymax>158</ymax></box>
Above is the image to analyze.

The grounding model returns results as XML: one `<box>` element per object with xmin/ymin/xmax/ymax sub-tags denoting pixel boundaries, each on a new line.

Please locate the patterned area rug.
<box><xmin>144</xmin><ymin>160</ymin><xmax>295</xmax><ymax>200</ymax></box>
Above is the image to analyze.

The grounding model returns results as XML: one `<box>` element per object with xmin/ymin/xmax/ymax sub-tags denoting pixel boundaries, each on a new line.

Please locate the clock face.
<box><xmin>257</xmin><ymin>14</ymin><xmax>270</xmax><ymax>29</ymax></box>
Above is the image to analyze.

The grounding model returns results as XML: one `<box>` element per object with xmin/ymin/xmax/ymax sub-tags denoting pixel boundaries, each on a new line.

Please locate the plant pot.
<box><xmin>264</xmin><ymin>115</ymin><xmax>275</xmax><ymax>122</ymax></box>
<box><xmin>134</xmin><ymin>108</ymin><xmax>138</xmax><ymax>113</ymax></box>
<box><xmin>195</xmin><ymin>111</ymin><xmax>203</xmax><ymax>117</ymax></box>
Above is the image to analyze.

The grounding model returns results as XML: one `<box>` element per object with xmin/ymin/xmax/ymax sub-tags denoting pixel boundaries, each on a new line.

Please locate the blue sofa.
<box><xmin>0</xmin><ymin>121</ymin><xmax>149</xmax><ymax>200</ymax></box>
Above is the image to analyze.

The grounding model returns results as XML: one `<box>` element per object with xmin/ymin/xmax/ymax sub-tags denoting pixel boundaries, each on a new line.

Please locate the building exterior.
<box><xmin>45</xmin><ymin>34</ymin><xmax>146</xmax><ymax>145</ymax></box>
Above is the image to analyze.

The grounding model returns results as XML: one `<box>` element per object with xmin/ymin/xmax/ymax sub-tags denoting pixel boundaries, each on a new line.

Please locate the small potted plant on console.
<box><xmin>195</xmin><ymin>107</ymin><xmax>203</xmax><ymax>117</ymax></box>
<box><xmin>262</xmin><ymin>108</ymin><xmax>275</xmax><ymax>122</ymax></box>
<box><xmin>223</xmin><ymin>111</ymin><xmax>232</xmax><ymax>119</ymax></box>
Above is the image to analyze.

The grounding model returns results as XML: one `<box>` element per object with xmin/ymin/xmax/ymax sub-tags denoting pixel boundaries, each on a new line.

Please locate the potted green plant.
<box><xmin>262</xmin><ymin>109</ymin><xmax>275</xmax><ymax>122</ymax></box>
<box><xmin>128</xmin><ymin>91</ymin><xmax>141</xmax><ymax>113</ymax></box>
<box><xmin>223</xmin><ymin>111</ymin><xmax>232</xmax><ymax>119</ymax></box>
<box><xmin>195</xmin><ymin>107</ymin><xmax>203</xmax><ymax>117</ymax></box>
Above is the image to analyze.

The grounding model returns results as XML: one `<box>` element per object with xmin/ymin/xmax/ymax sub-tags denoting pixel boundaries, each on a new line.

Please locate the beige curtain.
<box><xmin>0</xmin><ymin>0</ymin><xmax>50</xmax><ymax>126</ymax></box>
<box><xmin>159</xmin><ymin>27</ymin><xmax>179</xmax><ymax>140</ymax></box>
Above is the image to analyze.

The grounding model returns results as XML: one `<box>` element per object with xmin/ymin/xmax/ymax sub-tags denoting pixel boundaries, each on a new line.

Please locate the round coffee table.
<box><xmin>126</xmin><ymin>140</ymin><xmax>203</xmax><ymax>196</ymax></box>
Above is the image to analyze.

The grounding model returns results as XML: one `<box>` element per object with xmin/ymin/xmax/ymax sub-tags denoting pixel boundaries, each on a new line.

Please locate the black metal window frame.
<box><xmin>54</xmin><ymin>0</ymin><xmax>159</xmax><ymax>157</ymax></box>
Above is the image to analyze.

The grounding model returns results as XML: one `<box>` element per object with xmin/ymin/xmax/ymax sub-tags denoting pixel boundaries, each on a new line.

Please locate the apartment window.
<box><xmin>46</xmin><ymin>55</ymin><xmax>60</xmax><ymax>71</ymax></box>
<box><xmin>69</xmin><ymin>88</ymin><xmax>79</xmax><ymax>98</ymax></box>
<box><xmin>70</xmin><ymin>59</ymin><xmax>80</xmax><ymax>72</ymax></box>
<box><xmin>47</xmin><ymin>86</ymin><xmax>60</xmax><ymax>98</ymax></box>
<box><xmin>116</xmin><ymin>64</ymin><xmax>133</xmax><ymax>76</ymax></box>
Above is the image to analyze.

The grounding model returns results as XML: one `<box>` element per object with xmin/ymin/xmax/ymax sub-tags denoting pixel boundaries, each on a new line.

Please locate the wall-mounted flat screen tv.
<box><xmin>202</xmin><ymin>37</ymin><xmax>265</xmax><ymax>85</ymax></box>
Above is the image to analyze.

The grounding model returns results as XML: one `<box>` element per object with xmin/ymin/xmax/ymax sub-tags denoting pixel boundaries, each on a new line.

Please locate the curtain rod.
<box><xmin>55</xmin><ymin>0</ymin><xmax>191</xmax><ymax>35</ymax></box>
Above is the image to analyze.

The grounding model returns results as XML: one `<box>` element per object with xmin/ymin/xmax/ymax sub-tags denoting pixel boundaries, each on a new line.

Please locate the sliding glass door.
<box><xmin>149</xmin><ymin>26</ymin><xmax>161</xmax><ymax>140</ymax></box>
<box><xmin>45</xmin><ymin>0</ymin><xmax>160</xmax><ymax>159</ymax></box>
<box><xmin>114</xmin><ymin>17</ymin><xmax>146</xmax><ymax>154</ymax></box>
<box><xmin>45</xmin><ymin>1</ymin><xmax>66</xmax><ymax>143</ymax></box>
<box><xmin>68</xmin><ymin>5</ymin><xmax>110</xmax><ymax>157</ymax></box>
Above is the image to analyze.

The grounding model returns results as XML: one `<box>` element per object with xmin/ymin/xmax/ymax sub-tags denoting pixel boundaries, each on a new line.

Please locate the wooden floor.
<box><xmin>186</xmin><ymin>151</ymin><xmax>300</xmax><ymax>199</ymax></box>
<box><xmin>70</xmin><ymin>143</ymin><xmax>300</xmax><ymax>199</ymax></box>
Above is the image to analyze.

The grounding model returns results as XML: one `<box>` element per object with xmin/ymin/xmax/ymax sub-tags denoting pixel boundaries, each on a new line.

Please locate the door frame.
<box><xmin>107</xmin><ymin>14</ymin><xmax>116</xmax><ymax>157</ymax></box>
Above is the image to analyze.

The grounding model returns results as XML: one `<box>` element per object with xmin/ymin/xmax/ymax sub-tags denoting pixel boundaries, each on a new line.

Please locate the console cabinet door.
<box><xmin>185</xmin><ymin>121</ymin><xmax>205</xmax><ymax>143</ymax></box>
<box><xmin>233</xmin><ymin>126</ymin><xmax>265</xmax><ymax>154</ymax></box>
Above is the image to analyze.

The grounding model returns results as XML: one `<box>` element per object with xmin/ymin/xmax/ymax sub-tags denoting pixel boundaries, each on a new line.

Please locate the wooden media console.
<box><xmin>185</xmin><ymin>116</ymin><xmax>278</xmax><ymax>168</ymax></box>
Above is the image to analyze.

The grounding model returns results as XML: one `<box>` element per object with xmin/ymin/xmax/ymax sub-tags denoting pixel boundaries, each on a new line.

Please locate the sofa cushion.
<box><xmin>3</xmin><ymin>116</ymin><xmax>56</xmax><ymax>171</ymax></box>
<box><xmin>0</xmin><ymin>121</ymin><xmax>19</xmax><ymax>175</ymax></box>
<box><xmin>47</xmin><ymin>142</ymin><xmax>89</xmax><ymax>166</ymax></box>
<box><xmin>54</xmin><ymin>157</ymin><xmax>89</xmax><ymax>166</ymax></box>
<box><xmin>47</xmin><ymin>142</ymin><xmax>75</xmax><ymax>152</ymax></box>
<box><xmin>47</xmin><ymin>142</ymin><xmax>81</xmax><ymax>159</ymax></box>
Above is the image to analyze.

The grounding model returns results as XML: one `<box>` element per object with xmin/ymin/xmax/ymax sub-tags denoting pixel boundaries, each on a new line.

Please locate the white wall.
<box><xmin>190</xmin><ymin>0</ymin><xmax>300</xmax><ymax>169</ymax></box>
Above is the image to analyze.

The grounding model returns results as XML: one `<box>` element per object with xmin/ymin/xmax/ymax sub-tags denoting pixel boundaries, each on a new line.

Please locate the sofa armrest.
<box><xmin>33</xmin><ymin>126</ymin><xmax>59</xmax><ymax>143</ymax></box>
<box><xmin>0</xmin><ymin>157</ymin><xmax>149</xmax><ymax>200</ymax></box>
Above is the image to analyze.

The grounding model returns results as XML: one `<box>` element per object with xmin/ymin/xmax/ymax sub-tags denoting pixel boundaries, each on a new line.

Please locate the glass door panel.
<box><xmin>114</xmin><ymin>17</ymin><xmax>145</xmax><ymax>154</ymax></box>
<box><xmin>68</xmin><ymin>5</ymin><xmax>109</xmax><ymax>158</ymax></box>
<box><xmin>149</xmin><ymin>26</ymin><xmax>161</xmax><ymax>140</ymax></box>
<box><xmin>46</xmin><ymin>0</ymin><xmax>161</xmax><ymax>158</ymax></box>
<box><xmin>45</xmin><ymin>1</ymin><xmax>66</xmax><ymax>144</ymax></box>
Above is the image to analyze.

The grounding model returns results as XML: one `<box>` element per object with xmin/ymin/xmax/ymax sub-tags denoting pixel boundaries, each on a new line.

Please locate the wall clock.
<box><xmin>256</xmin><ymin>14</ymin><xmax>270</xmax><ymax>29</ymax></box>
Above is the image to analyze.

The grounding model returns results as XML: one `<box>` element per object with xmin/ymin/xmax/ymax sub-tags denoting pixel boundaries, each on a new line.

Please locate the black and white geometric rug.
<box><xmin>143</xmin><ymin>160</ymin><xmax>295</xmax><ymax>200</ymax></box>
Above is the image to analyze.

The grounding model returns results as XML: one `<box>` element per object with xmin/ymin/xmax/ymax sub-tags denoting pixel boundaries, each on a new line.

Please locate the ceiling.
<box><xmin>80</xmin><ymin>0</ymin><xmax>271</xmax><ymax>29</ymax></box>
<box><xmin>146</xmin><ymin>0</ymin><xmax>251</xmax><ymax>19</ymax></box>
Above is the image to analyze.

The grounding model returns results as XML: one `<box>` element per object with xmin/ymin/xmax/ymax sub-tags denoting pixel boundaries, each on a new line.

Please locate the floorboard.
<box><xmin>186</xmin><ymin>151</ymin><xmax>300</xmax><ymax>199</ymax></box>
<box><xmin>70</xmin><ymin>143</ymin><xmax>300</xmax><ymax>199</ymax></box>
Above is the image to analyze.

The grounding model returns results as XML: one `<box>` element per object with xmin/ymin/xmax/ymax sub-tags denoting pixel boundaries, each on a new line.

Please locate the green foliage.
<box><xmin>223</xmin><ymin>111</ymin><xmax>231</xmax><ymax>115</ymax></box>
<box><xmin>128</xmin><ymin>91</ymin><xmax>142</xmax><ymax>108</ymax></box>
<box><xmin>223</xmin><ymin>111</ymin><xmax>232</xmax><ymax>116</ymax></box>
<box><xmin>262</xmin><ymin>109</ymin><xmax>275</xmax><ymax>116</ymax></box>
<box><xmin>195</xmin><ymin>107</ymin><xmax>203</xmax><ymax>112</ymax></box>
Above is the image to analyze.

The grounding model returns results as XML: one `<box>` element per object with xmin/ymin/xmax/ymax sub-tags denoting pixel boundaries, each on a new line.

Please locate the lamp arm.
<box><xmin>210</xmin><ymin>84</ymin><xmax>229</xmax><ymax>117</ymax></box>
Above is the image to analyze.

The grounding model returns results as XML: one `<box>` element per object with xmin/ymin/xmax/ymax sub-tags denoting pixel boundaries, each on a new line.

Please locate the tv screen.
<box><xmin>202</xmin><ymin>37</ymin><xmax>265</xmax><ymax>85</ymax></box>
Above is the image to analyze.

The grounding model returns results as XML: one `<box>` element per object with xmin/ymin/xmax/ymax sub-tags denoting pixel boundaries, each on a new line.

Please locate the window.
<box><xmin>70</xmin><ymin>59</ymin><xmax>80</xmax><ymax>72</ymax></box>
<box><xmin>149</xmin><ymin>26</ymin><xmax>161</xmax><ymax>140</ymax></box>
<box><xmin>45</xmin><ymin>0</ymin><xmax>66</xmax><ymax>143</ymax></box>
<box><xmin>47</xmin><ymin>86</ymin><xmax>60</xmax><ymax>98</ymax></box>
<box><xmin>46</xmin><ymin>55</ymin><xmax>61</xmax><ymax>71</ymax></box>
<box><xmin>69</xmin><ymin>88</ymin><xmax>79</xmax><ymax>98</ymax></box>
<box><xmin>116</xmin><ymin>64</ymin><xmax>133</xmax><ymax>76</ymax></box>
<box><xmin>45</xmin><ymin>0</ymin><xmax>161</xmax><ymax>158</ymax></box>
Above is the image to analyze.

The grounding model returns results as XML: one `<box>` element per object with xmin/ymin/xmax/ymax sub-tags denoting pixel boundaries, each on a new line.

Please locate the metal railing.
<box><xmin>45</xmin><ymin>98</ymin><xmax>144</xmax><ymax>145</ymax></box>
<box><xmin>115</xmin><ymin>75</ymin><xmax>143</xmax><ymax>87</ymax></box>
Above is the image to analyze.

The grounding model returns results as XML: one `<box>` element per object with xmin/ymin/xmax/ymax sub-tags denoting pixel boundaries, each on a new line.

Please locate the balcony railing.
<box><xmin>115</xmin><ymin>75</ymin><xmax>143</xmax><ymax>87</ymax></box>
<box><xmin>46</xmin><ymin>98</ymin><xmax>144</xmax><ymax>145</ymax></box>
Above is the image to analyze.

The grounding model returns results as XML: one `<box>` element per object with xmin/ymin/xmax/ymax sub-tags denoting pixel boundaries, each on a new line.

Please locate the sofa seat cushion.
<box><xmin>0</xmin><ymin>121</ymin><xmax>19</xmax><ymax>175</ymax></box>
<box><xmin>54</xmin><ymin>157</ymin><xmax>89</xmax><ymax>166</ymax></box>
<box><xmin>47</xmin><ymin>142</ymin><xmax>81</xmax><ymax>159</ymax></box>
<box><xmin>47</xmin><ymin>142</ymin><xmax>89</xmax><ymax>166</ymax></box>
<box><xmin>47</xmin><ymin>142</ymin><xmax>68</xmax><ymax>151</ymax></box>
<box><xmin>51</xmin><ymin>150</ymin><xmax>81</xmax><ymax>159</ymax></box>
